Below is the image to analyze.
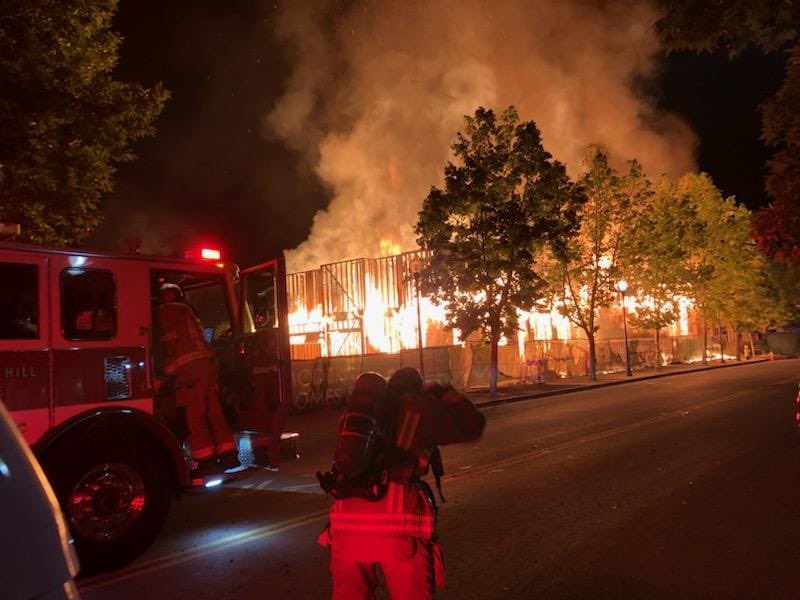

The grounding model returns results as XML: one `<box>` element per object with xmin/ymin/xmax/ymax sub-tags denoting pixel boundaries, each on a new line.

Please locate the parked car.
<box><xmin>0</xmin><ymin>402</ymin><xmax>80</xmax><ymax>599</ymax></box>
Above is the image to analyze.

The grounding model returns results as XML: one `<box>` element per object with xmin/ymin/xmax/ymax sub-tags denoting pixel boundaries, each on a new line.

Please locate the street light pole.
<box><xmin>616</xmin><ymin>279</ymin><xmax>633</xmax><ymax>377</ymax></box>
<box><xmin>412</xmin><ymin>270</ymin><xmax>426</xmax><ymax>382</ymax></box>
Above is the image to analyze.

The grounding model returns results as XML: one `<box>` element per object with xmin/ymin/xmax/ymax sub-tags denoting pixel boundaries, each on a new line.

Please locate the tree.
<box><xmin>678</xmin><ymin>173</ymin><xmax>752</xmax><ymax>361</ymax></box>
<box><xmin>546</xmin><ymin>146</ymin><xmax>651</xmax><ymax>380</ymax></box>
<box><xmin>755</xmin><ymin>46</ymin><xmax>800</xmax><ymax>265</ymax></box>
<box><xmin>753</xmin><ymin>193</ymin><xmax>800</xmax><ymax>266</ymax></box>
<box><xmin>416</xmin><ymin>106</ymin><xmax>582</xmax><ymax>396</ymax></box>
<box><xmin>756</xmin><ymin>258</ymin><xmax>800</xmax><ymax>328</ymax></box>
<box><xmin>0</xmin><ymin>0</ymin><xmax>168</xmax><ymax>245</ymax></box>
<box><xmin>655</xmin><ymin>1</ymin><xmax>800</xmax><ymax>267</ymax></box>
<box><xmin>622</xmin><ymin>177</ymin><xmax>689</xmax><ymax>366</ymax></box>
<box><xmin>654</xmin><ymin>1</ymin><xmax>799</xmax><ymax>53</ymax></box>
<box><xmin>712</xmin><ymin>243</ymin><xmax>794</xmax><ymax>358</ymax></box>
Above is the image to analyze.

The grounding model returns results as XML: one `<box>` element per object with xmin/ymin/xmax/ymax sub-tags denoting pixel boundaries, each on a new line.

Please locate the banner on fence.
<box><xmin>289</xmin><ymin>335</ymin><xmax>722</xmax><ymax>412</ymax></box>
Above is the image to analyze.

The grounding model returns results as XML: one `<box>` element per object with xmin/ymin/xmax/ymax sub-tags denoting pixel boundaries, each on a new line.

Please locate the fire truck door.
<box><xmin>0</xmin><ymin>255</ymin><xmax>50</xmax><ymax>444</ymax></box>
<box><xmin>238</xmin><ymin>258</ymin><xmax>292</xmax><ymax>460</ymax></box>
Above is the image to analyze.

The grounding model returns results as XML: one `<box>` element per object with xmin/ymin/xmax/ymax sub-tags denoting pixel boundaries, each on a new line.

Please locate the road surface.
<box><xmin>80</xmin><ymin>359</ymin><xmax>800</xmax><ymax>599</ymax></box>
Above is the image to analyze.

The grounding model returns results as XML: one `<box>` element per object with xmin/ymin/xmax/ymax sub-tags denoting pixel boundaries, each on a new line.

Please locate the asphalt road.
<box><xmin>80</xmin><ymin>359</ymin><xmax>800</xmax><ymax>599</ymax></box>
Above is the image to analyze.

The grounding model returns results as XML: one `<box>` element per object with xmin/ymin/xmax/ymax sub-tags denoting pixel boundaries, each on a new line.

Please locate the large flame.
<box><xmin>287</xmin><ymin>249</ymin><xmax>695</xmax><ymax>360</ymax></box>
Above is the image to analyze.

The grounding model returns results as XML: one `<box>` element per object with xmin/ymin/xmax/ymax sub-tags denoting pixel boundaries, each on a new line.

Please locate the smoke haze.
<box><xmin>267</xmin><ymin>0</ymin><xmax>697</xmax><ymax>272</ymax></box>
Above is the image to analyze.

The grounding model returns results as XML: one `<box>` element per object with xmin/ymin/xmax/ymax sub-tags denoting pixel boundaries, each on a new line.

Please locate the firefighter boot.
<box><xmin>217</xmin><ymin>451</ymin><xmax>241</xmax><ymax>472</ymax></box>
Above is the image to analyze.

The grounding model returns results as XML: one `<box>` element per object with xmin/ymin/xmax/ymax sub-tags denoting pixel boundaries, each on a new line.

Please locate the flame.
<box><xmin>386</xmin><ymin>161</ymin><xmax>402</xmax><ymax>189</ymax></box>
<box><xmin>286</xmin><ymin>250</ymin><xmax>698</xmax><ymax>362</ymax></box>
<box><xmin>620</xmin><ymin>293</ymin><xmax>692</xmax><ymax>337</ymax></box>
<box><xmin>379</xmin><ymin>239</ymin><xmax>402</xmax><ymax>256</ymax></box>
<box><xmin>363</xmin><ymin>273</ymin><xmax>393</xmax><ymax>353</ymax></box>
<box><xmin>676</xmin><ymin>296</ymin><xmax>691</xmax><ymax>336</ymax></box>
<box><xmin>361</xmin><ymin>273</ymin><xmax>456</xmax><ymax>353</ymax></box>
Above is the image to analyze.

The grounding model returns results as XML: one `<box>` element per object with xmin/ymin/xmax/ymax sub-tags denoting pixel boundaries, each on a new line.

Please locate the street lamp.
<box><xmin>616</xmin><ymin>279</ymin><xmax>633</xmax><ymax>377</ymax></box>
<box><xmin>410</xmin><ymin>259</ymin><xmax>426</xmax><ymax>382</ymax></box>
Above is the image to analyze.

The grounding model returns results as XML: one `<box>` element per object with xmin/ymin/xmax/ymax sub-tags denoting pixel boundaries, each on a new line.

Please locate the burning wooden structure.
<box><xmin>287</xmin><ymin>249</ymin><xmax>699</xmax><ymax>362</ymax></box>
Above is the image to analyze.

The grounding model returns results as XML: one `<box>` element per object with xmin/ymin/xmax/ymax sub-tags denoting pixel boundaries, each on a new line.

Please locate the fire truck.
<box><xmin>0</xmin><ymin>238</ymin><xmax>296</xmax><ymax>572</ymax></box>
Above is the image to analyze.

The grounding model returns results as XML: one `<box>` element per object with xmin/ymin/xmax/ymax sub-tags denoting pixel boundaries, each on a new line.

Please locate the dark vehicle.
<box><xmin>0</xmin><ymin>401</ymin><xmax>81</xmax><ymax>599</ymax></box>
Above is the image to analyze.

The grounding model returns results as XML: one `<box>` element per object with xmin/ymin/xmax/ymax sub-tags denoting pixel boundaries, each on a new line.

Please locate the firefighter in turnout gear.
<box><xmin>319</xmin><ymin>367</ymin><xmax>486</xmax><ymax>599</ymax></box>
<box><xmin>155</xmin><ymin>283</ymin><xmax>238</xmax><ymax>471</ymax></box>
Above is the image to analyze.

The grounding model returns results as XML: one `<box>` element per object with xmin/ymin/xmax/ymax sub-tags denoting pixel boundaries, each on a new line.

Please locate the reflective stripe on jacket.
<box><xmin>328</xmin><ymin>387</ymin><xmax>485</xmax><ymax>539</ymax></box>
<box><xmin>156</xmin><ymin>302</ymin><xmax>211</xmax><ymax>375</ymax></box>
<box><xmin>330</xmin><ymin>481</ymin><xmax>435</xmax><ymax>538</ymax></box>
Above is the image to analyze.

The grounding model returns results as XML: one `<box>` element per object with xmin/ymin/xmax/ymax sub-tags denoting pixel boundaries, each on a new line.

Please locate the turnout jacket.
<box><xmin>328</xmin><ymin>386</ymin><xmax>485</xmax><ymax>540</ymax></box>
<box><xmin>155</xmin><ymin>301</ymin><xmax>212</xmax><ymax>376</ymax></box>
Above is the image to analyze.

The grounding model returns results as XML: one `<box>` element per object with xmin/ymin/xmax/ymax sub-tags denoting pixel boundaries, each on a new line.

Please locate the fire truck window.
<box><xmin>0</xmin><ymin>262</ymin><xmax>38</xmax><ymax>339</ymax></box>
<box><xmin>246</xmin><ymin>269</ymin><xmax>277</xmax><ymax>331</ymax></box>
<box><xmin>151</xmin><ymin>271</ymin><xmax>232</xmax><ymax>342</ymax></box>
<box><xmin>183</xmin><ymin>283</ymin><xmax>231</xmax><ymax>341</ymax></box>
<box><xmin>61</xmin><ymin>269</ymin><xmax>117</xmax><ymax>340</ymax></box>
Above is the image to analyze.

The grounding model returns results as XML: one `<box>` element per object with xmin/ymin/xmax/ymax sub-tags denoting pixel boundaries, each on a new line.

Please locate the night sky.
<box><xmin>95</xmin><ymin>0</ymin><xmax>787</xmax><ymax>267</ymax></box>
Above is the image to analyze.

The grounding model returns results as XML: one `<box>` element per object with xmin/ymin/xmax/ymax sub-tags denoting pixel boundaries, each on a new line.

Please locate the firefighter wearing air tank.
<box><xmin>155</xmin><ymin>283</ymin><xmax>238</xmax><ymax>470</ymax></box>
<box><xmin>317</xmin><ymin>367</ymin><xmax>486</xmax><ymax>599</ymax></box>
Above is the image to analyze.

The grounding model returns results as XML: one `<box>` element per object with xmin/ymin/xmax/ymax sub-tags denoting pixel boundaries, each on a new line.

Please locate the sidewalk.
<box><xmin>466</xmin><ymin>356</ymin><xmax>774</xmax><ymax>408</ymax></box>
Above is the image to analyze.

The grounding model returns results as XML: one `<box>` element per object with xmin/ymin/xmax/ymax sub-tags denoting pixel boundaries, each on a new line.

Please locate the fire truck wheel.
<box><xmin>43</xmin><ymin>433</ymin><xmax>172</xmax><ymax>573</ymax></box>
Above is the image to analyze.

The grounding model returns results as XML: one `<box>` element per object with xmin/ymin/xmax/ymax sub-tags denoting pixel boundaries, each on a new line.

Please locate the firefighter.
<box><xmin>320</xmin><ymin>367</ymin><xmax>485</xmax><ymax>599</ymax></box>
<box><xmin>155</xmin><ymin>283</ymin><xmax>238</xmax><ymax>471</ymax></box>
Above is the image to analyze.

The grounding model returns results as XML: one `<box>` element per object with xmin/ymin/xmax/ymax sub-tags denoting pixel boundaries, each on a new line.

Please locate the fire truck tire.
<box><xmin>42</xmin><ymin>431</ymin><xmax>173</xmax><ymax>573</ymax></box>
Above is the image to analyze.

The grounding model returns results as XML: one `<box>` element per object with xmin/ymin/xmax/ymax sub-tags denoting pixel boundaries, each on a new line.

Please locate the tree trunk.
<box><xmin>702</xmin><ymin>318</ymin><xmax>708</xmax><ymax>365</ymax></box>
<box><xmin>735</xmin><ymin>330</ymin><xmax>742</xmax><ymax>361</ymax></box>
<box><xmin>718</xmin><ymin>324</ymin><xmax>725</xmax><ymax>364</ymax></box>
<box><xmin>489</xmin><ymin>334</ymin><xmax>499</xmax><ymax>398</ymax></box>
<box><xmin>587</xmin><ymin>331</ymin><xmax>597</xmax><ymax>381</ymax></box>
<box><xmin>655</xmin><ymin>328</ymin><xmax>661</xmax><ymax>368</ymax></box>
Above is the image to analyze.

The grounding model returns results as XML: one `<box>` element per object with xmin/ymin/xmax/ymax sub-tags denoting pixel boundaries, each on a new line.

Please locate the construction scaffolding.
<box><xmin>287</xmin><ymin>250</ymin><xmax>432</xmax><ymax>358</ymax></box>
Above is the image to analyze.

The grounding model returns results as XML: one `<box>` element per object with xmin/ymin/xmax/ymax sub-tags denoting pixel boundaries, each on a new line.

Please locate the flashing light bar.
<box><xmin>184</xmin><ymin>246</ymin><xmax>223</xmax><ymax>261</ymax></box>
<box><xmin>200</xmin><ymin>247</ymin><xmax>222</xmax><ymax>261</ymax></box>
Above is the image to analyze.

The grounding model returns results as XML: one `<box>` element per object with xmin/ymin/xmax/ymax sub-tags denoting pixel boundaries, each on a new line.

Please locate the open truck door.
<box><xmin>1</xmin><ymin>239</ymin><xmax>300</xmax><ymax>572</ymax></box>
<box><xmin>237</xmin><ymin>255</ymin><xmax>296</xmax><ymax>467</ymax></box>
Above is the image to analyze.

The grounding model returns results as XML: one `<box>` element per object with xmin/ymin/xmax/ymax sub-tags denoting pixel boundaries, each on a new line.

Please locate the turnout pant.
<box><xmin>330</xmin><ymin>534</ymin><xmax>435</xmax><ymax>600</ymax></box>
<box><xmin>174</xmin><ymin>359</ymin><xmax>236</xmax><ymax>461</ymax></box>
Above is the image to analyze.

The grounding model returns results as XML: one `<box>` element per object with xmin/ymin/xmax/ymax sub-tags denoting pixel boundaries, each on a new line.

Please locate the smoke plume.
<box><xmin>267</xmin><ymin>0</ymin><xmax>697</xmax><ymax>272</ymax></box>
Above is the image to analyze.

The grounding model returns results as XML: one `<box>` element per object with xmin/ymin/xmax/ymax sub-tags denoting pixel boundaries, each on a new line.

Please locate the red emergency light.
<box><xmin>200</xmin><ymin>247</ymin><xmax>221</xmax><ymax>261</ymax></box>
<box><xmin>185</xmin><ymin>246</ymin><xmax>223</xmax><ymax>261</ymax></box>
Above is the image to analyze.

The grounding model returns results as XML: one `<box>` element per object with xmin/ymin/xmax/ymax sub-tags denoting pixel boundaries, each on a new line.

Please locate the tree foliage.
<box><xmin>755</xmin><ymin>45</ymin><xmax>800</xmax><ymax>264</ymax></box>
<box><xmin>756</xmin><ymin>258</ymin><xmax>800</xmax><ymax>328</ymax></box>
<box><xmin>679</xmin><ymin>173</ymin><xmax>744</xmax><ymax>315</ymax></box>
<box><xmin>678</xmin><ymin>173</ymin><xmax>754</xmax><ymax>358</ymax></box>
<box><xmin>655</xmin><ymin>0</ymin><xmax>799</xmax><ymax>54</ymax></box>
<box><xmin>416</xmin><ymin>106</ymin><xmax>582</xmax><ymax>395</ymax></box>
<box><xmin>622</xmin><ymin>176</ymin><xmax>689</xmax><ymax>364</ymax></box>
<box><xmin>546</xmin><ymin>146</ymin><xmax>650</xmax><ymax>379</ymax></box>
<box><xmin>0</xmin><ymin>0</ymin><xmax>169</xmax><ymax>245</ymax></box>
<box><xmin>655</xmin><ymin>2</ymin><xmax>800</xmax><ymax>267</ymax></box>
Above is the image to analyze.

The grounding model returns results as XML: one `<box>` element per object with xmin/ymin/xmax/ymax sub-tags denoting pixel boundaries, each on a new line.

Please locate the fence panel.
<box><xmin>289</xmin><ymin>334</ymin><xmax>723</xmax><ymax>412</ymax></box>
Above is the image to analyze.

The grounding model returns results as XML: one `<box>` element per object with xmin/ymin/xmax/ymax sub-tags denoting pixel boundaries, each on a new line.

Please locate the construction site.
<box><xmin>285</xmin><ymin>250</ymin><xmax>720</xmax><ymax>412</ymax></box>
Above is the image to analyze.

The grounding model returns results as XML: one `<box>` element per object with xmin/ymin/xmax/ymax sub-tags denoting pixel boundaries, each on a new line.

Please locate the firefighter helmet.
<box><xmin>387</xmin><ymin>367</ymin><xmax>423</xmax><ymax>398</ymax></box>
<box><xmin>352</xmin><ymin>371</ymin><xmax>388</xmax><ymax>399</ymax></box>
<box><xmin>158</xmin><ymin>283</ymin><xmax>184</xmax><ymax>304</ymax></box>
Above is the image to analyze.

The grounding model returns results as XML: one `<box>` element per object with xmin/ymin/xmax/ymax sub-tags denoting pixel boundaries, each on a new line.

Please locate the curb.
<box><xmin>475</xmin><ymin>358</ymin><xmax>773</xmax><ymax>409</ymax></box>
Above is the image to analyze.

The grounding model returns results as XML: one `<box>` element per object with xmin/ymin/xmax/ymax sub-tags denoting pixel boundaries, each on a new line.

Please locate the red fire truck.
<box><xmin>0</xmin><ymin>239</ymin><xmax>296</xmax><ymax>572</ymax></box>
